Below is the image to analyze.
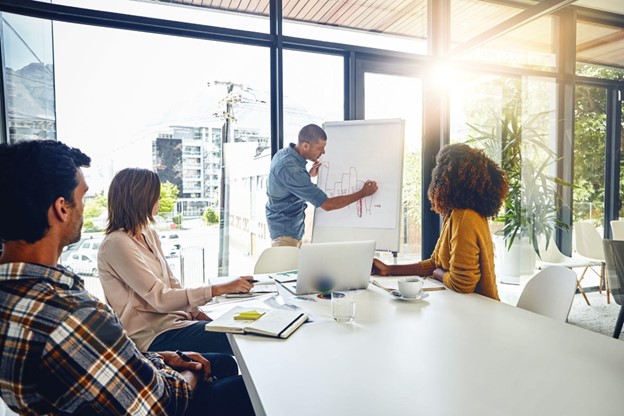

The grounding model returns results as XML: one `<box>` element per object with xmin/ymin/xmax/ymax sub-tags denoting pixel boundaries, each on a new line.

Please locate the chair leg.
<box><xmin>598</xmin><ymin>266</ymin><xmax>603</xmax><ymax>295</ymax></box>
<box><xmin>578</xmin><ymin>266</ymin><xmax>589</xmax><ymax>283</ymax></box>
<box><xmin>613</xmin><ymin>306</ymin><xmax>624</xmax><ymax>339</ymax></box>
<box><xmin>599</xmin><ymin>262</ymin><xmax>610</xmax><ymax>304</ymax></box>
<box><xmin>577</xmin><ymin>279</ymin><xmax>590</xmax><ymax>306</ymax></box>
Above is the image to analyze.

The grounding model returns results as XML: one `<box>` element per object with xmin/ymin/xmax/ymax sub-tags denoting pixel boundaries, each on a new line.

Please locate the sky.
<box><xmin>51</xmin><ymin>20</ymin><xmax>343</xmax><ymax>193</ymax></box>
<box><xmin>10</xmin><ymin>0</ymin><xmax>420</xmax><ymax>195</ymax></box>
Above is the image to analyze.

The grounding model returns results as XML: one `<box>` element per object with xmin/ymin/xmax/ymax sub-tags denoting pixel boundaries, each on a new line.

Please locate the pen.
<box><xmin>249</xmin><ymin>279</ymin><xmax>259</xmax><ymax>284</ymax></box>
<box><xmin>175</xmin><ymin>351</ymin><xmax>217</xmax><ymax>382</ymax></box>
<box><xmin>175</xmin><ymin>350</ymin><xmax>195</xmax><ymax>362</ymax></box>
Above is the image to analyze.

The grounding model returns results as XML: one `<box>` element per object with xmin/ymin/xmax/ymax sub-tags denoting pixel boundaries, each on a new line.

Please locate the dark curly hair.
<box><xmin>427</xmin><ymin>143</ymin><xmax>508</xmax><ymax>218</ymax></box>
<box><xmin>0</xmin><ymin>140</ymin><xmax>91</xmax><ymax>243</ymax></box>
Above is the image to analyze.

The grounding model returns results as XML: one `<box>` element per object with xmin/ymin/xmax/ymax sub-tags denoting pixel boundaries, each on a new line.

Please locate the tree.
<box><xmin>159</xmin><ymin>181</ymin><xmax>179</xmax><ymax>216</ymax></box>
<box><xmin>83</xmin><ymin>192</ymin><xmax>107</xmax><ymax>219</ymax></box>
<box><xmin>203</xmin><ymin>206</ymin><xmax>219</xmax><ymax>224</ymax></box>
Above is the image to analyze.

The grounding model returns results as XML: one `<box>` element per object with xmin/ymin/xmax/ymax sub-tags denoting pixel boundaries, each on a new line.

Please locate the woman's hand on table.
<box><xmin>371</xmin><ymin>258</ymin><xmax>393</xmax><ymax>276</ymax></box>
<box><xmin>211</xmin><ymin>276</ymin><xmax>255</xmax><ymax>297</ymax></box>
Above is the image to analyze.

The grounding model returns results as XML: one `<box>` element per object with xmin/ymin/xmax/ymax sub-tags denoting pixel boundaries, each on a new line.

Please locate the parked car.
<box><xmin>78</xmin><ymin>237</ymin><xmax>103</xmax><ymax>253</ymax></box>
<box><xmin>62</xmin><ymin>251</ymin><xmax>99</xmax><ymax>276</ymax></box>
<box><xmin>60</xmin><ymin>236</ymin><xmax>103</xmax><ymax>263</ymax></box>
<box><xmin>159</xmin><ymin>233</ymin><xmax>182</xmax><ymax>258</ymax></box>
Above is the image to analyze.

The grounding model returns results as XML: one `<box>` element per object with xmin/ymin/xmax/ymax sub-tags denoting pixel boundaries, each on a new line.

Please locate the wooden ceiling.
<box><xmin>153</xmin><ymin>0</ymin><xmax>624</xmax><ymax>68</ymax></box>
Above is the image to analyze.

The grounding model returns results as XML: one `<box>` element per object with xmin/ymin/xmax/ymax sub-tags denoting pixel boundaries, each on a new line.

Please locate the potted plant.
<box><xmin>466</xmin><ymin>98</ymin><xmax>570</xmax><ymax>280</ymax></box>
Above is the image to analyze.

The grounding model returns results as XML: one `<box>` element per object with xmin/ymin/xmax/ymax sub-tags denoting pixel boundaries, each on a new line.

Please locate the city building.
<box><xmin>152</xmin><ymin>124</ymin><xmax>269</xmax><ymax>217</ymax></box>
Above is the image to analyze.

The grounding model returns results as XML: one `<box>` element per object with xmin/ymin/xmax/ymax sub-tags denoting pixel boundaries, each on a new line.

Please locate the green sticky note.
<box><xmin>233</xmin><ymin>310</ymin><xmax>265</xmax><ymax>321</ymax></box>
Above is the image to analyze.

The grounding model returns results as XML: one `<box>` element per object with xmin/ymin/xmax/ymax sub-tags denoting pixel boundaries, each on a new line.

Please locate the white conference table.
<box><xmin>205</xmin><ymin>277</ymin><xmax>624</xmax><ymax>416</ymax></box>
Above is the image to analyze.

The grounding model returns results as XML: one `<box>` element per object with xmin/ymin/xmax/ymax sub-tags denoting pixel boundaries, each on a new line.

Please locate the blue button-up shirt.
<box><xmin>266</xmin><ymin>143</ymin><xmax>328</xmax><ymax>240</ymax></box>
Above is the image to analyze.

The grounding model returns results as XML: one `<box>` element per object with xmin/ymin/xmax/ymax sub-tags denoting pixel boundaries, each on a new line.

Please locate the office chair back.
<box><xmin>516</xmin><ymin>266</ymin><xmax>577</xmax><ymax>322</ymax></box>
<box><xmin>538</xmin><ymin>236</ymin><xmax>567</xmax><ymax>263</ymax></box>
<box><xmin>610</xmin><ymin>220</ymin><xmax>624</xmax><ymax>241</ymax></box>
<box><xmin>601</xmin><ymin>239</ymin><xmax>624</xmax><ymax>338</ymax></box>
<box><xmin>254</xmin><ymin>246</ymin><xmax>300</xmax><ymax>274</ymax></box>
<box><xmin>602</xmin><ymin>240</ymin><xmax>624</xmax><ymax>306</ymax></box>
<box><xmin>574</xmin><ymin>221</ymin><xmax>605</xmax><ymax>261</ymax></box>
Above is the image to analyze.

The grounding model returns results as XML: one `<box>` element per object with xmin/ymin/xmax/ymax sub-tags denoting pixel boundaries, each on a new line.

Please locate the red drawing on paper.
<box><xmin>317</xmin><ymin>162</ymin><xmax>375</xmax><ymax>218</ymax></box>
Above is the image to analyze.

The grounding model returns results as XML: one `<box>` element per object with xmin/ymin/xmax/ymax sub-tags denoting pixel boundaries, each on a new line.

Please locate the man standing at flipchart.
<box><xmin>266</xmin><ymin>123</ymin><xmax>378</xmax><ymax>247</ymax></box>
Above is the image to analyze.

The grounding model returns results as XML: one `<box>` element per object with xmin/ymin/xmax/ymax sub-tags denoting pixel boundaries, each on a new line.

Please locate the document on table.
<box><xmin>269</xmin><ymin>270</ymin><xmax>298</xmax><ymax>283</ymax></box>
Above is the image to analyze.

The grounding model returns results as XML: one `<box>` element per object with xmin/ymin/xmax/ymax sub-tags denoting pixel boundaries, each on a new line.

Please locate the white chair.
<box><xmin>254</xmin><ymin>246</ymin><xmax>300</xmax><ymax>274</ymax></box>
<box><xmin>536</xmin><ymin>236</ymin><xmax>595</xmax><ymax>305</ymax></box>
<box><xmin>574</xmin><ymin>221</ymin><xmax>609</xmax><ymax>303</ymax></box>
<box><xmin>610</xmin><ymin>220</ymin><xmax>624</xmax><ymax>241</ymax></box>
<box><xmin>516</xmin><ymin>266</ymin><xmax>578</xmax><ymax>322</ymax></box>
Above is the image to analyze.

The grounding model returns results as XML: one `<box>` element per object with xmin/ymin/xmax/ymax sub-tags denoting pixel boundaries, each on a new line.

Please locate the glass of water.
<box><xmin>331</xmin><ymin>291</ymin><xmax>356</xmax><ymax>323</ymax></box>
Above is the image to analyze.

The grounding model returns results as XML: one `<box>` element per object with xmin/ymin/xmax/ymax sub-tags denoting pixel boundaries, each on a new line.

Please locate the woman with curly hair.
<box><xmin>372</xmin><ymin>143</ymin><xmax>508</xmax><ymax>300</ymax></box>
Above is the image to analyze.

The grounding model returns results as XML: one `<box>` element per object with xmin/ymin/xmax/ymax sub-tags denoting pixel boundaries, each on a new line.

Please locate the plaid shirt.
<box><xmin>0</xmin><ymin>262</ymin><xmax>192</xmax><ymax>415</ymax></box>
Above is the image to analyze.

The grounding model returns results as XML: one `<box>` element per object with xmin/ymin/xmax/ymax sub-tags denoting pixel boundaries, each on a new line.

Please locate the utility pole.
<box><xmin>210</xmin><ymin>81</ymin><xmax>243</xmax><ymax>276</ymax></box>
<box><xmin>209</xmin><ymin>81</ymin><xmax>265</xmax><ymax>276</ymax></box>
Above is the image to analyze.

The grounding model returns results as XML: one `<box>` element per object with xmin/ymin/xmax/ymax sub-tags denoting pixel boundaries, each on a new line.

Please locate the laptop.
<box><xmin>278</xmin><ymin>240</ymin><xmax>376</xmax><ymax>295</ymax></box>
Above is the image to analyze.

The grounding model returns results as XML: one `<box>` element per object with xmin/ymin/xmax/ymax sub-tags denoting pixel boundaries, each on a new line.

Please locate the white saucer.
<box><xmin>391</xmin><ymin>291</ymin><xmax>429</xmax><ymax>302</ymax></box>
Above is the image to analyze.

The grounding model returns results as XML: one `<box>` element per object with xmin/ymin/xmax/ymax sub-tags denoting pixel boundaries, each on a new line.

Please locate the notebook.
<box><xmin>279</xmin><ymin>240</ymin><xmax>376</xmax><ymax>295</ymax></box>
<box><xmin>205</xmin><ymin>306</ymin><xmax>308</xmax><ymax>339</ymax></box>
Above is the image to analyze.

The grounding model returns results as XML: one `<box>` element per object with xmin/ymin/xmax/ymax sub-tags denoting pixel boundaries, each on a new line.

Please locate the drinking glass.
<box><xmin>331</xmin><ymin>291</ymin><xmax>356</xmax><ymax>323</ymax></box>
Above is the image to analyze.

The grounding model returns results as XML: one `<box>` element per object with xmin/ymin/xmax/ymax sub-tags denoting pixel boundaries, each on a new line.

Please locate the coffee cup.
<box><xmin>397</xmin><ymin>277</ymin><xmax>424</xmax><ymax>298</ymax></box>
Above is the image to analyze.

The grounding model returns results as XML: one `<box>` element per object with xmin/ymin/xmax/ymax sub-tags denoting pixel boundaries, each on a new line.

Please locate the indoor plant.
<box><xmin>466</xmin><ymin>99</ymin><xmax>570</xmax><ymax>277</ymax></box>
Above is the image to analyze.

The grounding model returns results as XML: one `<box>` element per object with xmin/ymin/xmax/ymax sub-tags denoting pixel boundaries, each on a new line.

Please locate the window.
<box><xmin>54</xmin><ymin>22</ymin><xmax>270</xmax><ymax>280</ymax></box>
<box><xmin>574</xmin><ymin>85</ymin><xmax>607</xmax><ymax>228</ymax></box>
<box><xmin>1</xmin><ymin>13</ymin><xmax>55</xmax><ymax>142</ymax></box>
<box><xmin>364</xmin><ymin>72</ymin><xmax>423</xmax><ymax>260</ymax></box>
<box><xmin>282</xmin><ymin>50</ymin><xmax>344</xmax><ymax>245</ymax></box>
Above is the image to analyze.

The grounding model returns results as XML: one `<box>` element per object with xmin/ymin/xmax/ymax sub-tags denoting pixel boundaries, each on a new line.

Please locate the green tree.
<box><xmin>159</xmin><ymin>181</ymin><xmax>179</xmax><ymax>216</ymax></box>
<box><xmin>574</xmin><ymin>65</ymin><xmax>624</xmax><ymax>224</ymax></box>
<box><xmin>83</xmin><ymin>192</ymin><xmax>107</xmax><ymax>222</ymax></box>
<box><xmin>203</xmin><ymin>206</ymin><xmax>219</xmax><ymax>224</ymax></box>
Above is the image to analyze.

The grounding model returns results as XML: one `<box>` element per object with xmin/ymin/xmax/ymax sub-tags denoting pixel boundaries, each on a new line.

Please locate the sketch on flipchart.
<box><xmin>314</xmin><ymin>160</ymin><xmax>398</xmax><ymax>229</ymax></box>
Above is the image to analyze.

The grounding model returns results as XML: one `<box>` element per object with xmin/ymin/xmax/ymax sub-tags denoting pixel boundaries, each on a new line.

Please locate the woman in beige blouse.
<box><xmin>98</xmin><ymin>168</ymin><xmax>253</xmax><ymax>360</ymax></box>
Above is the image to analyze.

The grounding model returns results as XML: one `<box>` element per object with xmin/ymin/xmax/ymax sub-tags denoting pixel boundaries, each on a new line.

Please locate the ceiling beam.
<box><xmin>447</xmin><ymin>0</ymin><xmax>577</xmax><ymax>57</ymax></box>
<box><xmin>576</xmin><ymin>29</ymin><xmax>624</xmax><ymax>53</ymax></box>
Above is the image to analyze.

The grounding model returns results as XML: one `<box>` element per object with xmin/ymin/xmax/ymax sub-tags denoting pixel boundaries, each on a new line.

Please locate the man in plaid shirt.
<box><xmin>0</xmin><ymin>140</ymin><xmax>253</xmax><ymax>415</ymax></box>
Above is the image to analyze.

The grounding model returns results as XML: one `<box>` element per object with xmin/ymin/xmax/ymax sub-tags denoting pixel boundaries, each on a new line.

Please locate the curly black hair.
<box><xmin>427</xmin><ymin>143</ymin><xmax>508</xmax><ymax>218</ymax></box>
<box><xmin>0</xmin><ymin>140</ymin><xmax>91</xmax><ymax>243</ymax></box>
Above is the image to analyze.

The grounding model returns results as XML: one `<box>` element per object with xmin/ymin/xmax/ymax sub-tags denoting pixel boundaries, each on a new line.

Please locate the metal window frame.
<box><xmin>1</xmin><ymin>0</ymin><xmax>624</xmax><ymax>261</ymax></box>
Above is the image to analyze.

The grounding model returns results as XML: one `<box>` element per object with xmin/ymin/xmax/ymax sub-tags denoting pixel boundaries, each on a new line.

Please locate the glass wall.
<box><xmin>53</xmin><ymin>21</ymin><xmax>271</xmax><ymax>296</ymax></box>
<box><xmin>574</xmin><ymin>85</ymin><xmax>607</xmax><ymax>228</ymax></box>
<box><xmin>450</xmin><ymin>73</ymin><xmax>558</xmax><ymax>278</ymax></box>
<box><xmin>3</xmin><ymin>0</ymin><xmax>624</xmax><ymax>290</ymax></box>
<box><xmin>1</xmin><ymin>12</ymin><xmax>55</xmax><ymax>142</ymax></box>
<box><xmin>282</xmin><ymin>49</ymin><xmax>344</xmax><ymax>246</ymax></box>
<box><xmin>364</xmin><ymin>72</ymin><xmax>423</xmax><ymax>260</ymax></box>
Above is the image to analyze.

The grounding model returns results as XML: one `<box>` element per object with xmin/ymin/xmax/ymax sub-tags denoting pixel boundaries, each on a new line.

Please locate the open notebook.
<box><xmin>278</xmin><ymin>240</ymin><xmax>376</xmax><ymax>295</ymax></box>
<box><xmin>205</xmin><ymin>306</ymin><xmax>308</xmax><ymax>339</ymax></box>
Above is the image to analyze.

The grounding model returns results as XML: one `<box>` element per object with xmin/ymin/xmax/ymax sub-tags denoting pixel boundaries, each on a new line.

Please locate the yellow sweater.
<box><xmin>420</xmin><ymin>208</ymin><xmax>499</xmax><ymax>300</ymax></box>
